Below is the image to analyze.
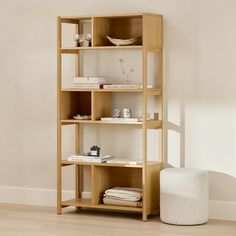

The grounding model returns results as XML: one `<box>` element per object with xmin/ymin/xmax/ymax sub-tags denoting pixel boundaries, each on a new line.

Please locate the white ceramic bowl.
<box><xmin>106</xmin><ymin>36</ymin><xmax>139</xmax><ymax>46</ymax></box>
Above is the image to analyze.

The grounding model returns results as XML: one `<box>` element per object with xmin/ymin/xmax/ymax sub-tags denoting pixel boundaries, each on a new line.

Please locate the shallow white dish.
<box><xmin>106</xmin><ymin>36</ymin><xmax>139</xmax><ymax>46</ymax></box>
<box><xmin>73</xmin><ymin>115</ymin><xmax>91</xmax><ymax>120</ymax></box>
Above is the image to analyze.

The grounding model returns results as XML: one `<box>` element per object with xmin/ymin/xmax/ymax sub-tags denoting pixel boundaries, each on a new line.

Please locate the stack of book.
<box><xmin>106</xmin><ymin>159</ymin><xmax>142</xmax><ymax>165</ymax></box>
<box><xmin>67</xmin><ymin>154</ymin><xmax>113</xmax><ymax>163</ymax></box>
<box><xmin>73</xmin><ymin>78</ymin><xmax>153</xmax><ymax>89</ymax></box>
<box><xmin>73</xmin><ymin>76</ymin><xmax>109</xmax><ymax>89</ymax></box>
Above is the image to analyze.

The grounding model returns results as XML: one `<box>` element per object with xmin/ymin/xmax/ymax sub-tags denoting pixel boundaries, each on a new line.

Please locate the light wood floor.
<box><xmin>0</xmin><ymin>203</ymin><xmax>235</xmax><ymax>236</ymax></box>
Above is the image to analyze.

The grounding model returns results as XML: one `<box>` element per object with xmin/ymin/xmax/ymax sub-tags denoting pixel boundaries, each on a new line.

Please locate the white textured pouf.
<box><xmin>160</xmin><ymin>168</ymin><xmax>209</xmax><ymax>225</ymax></box>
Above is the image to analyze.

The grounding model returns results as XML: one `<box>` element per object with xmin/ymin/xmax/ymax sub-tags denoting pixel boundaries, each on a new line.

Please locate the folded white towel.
<box><xmin>103</xmin><ymin>194</ymin><xmax>142</xmax><ymax>202</ymax></box>
<box><xmin>104</xmin><ymin>187</ymin><xmax>142</xmax><ymax>202</ymax></box>
<box><xmin>103</xmin><ymin>197</ymin><xmax>142</xmax><ymax>208</ymax></box>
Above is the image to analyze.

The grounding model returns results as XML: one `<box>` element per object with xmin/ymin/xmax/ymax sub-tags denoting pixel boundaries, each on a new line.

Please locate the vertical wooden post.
<box><xmin>57</xmin><ymin>16</ymin><xmax>62</xmax><ymax>214</ymax></box>
<box><xmin>75</xmin><ymin>124</ymin><xmax>81</xmax><ymax>201</ymax></box>
<box><xmin>75</xmin><ymin>21</ymin><xmax>81</xmax><ymax>201</ymax></box>
<box><xmin>159</xmin><ymin>51</ymin><xmax>164</xmax><ymax>163</ymax></box>
<box><xmin>142</xmin><ymin>48</ymin><xmax>148</xmax><ymax>221</ymax></box>
<box><xmin>159</xmin><ymin>16</ymin><xmax>164</xmax><ymax>165</ymax></box>
<box><xmin>75</xmin><ymin>20</ymin><xmax>81</xmax><ymax>76</ymax></box>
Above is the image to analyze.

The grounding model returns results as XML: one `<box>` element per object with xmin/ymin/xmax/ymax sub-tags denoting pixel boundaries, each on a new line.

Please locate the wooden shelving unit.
<box><xmin>57</xmin><ymin>13</ymin><xmax>163</xmax><ymax>221</ymax></box>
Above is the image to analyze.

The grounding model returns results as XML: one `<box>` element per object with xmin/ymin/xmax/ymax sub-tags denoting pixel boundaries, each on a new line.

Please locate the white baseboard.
<box><xmin>0</xmin><ymin>186</ymin><xmax>235</xmax><ymax>221</ymax></box>
<box><xmin>209</xmin><ymin>200</ymin><xmax>236</xmax><ymax>221</ymax></box>
<box><xmin>0</xmin><ymin>186</ymin><xmax>91</xmax><ymax>207</ymax></box>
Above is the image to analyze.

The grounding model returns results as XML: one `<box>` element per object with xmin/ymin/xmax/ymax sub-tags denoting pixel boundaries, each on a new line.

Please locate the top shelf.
<box><xmin>60</xmin><ymin>13</ymin><xmax>162</xmax><ymax>22</ymax></box>
<box><xmin>59</xmin><ymin>13</ymin><xmax>163</xmax><ymax>49</ymax></box>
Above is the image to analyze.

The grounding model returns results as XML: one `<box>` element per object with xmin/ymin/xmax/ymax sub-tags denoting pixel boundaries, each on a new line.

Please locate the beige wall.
<box><xmin>0</xmin><ymin>0</ymin><xmax>236</xmax><ymax>220</ymax></box>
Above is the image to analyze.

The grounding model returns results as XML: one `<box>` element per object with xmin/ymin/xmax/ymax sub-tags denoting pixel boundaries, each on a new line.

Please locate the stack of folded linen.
<box><xmin>103</xmin><ymin>187</ymin><xmax>142</xmax><ymax>208</ymax></box>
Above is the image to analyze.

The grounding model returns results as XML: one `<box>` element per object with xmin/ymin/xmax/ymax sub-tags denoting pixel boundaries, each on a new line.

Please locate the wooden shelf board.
<box><xmin>61</xmin><ymin>198</ymin><xmax>142</xmax><ymax>212</ymax></box>
<box><xmin>147</xmin><ymin>89</ymin><xmax>162</xmax><ymax>96</ymax></box>
<box><xmin>60</xmin><ymin>119</ymin><xmax>162</xmax><ymax>128</ymax></box>
<box><xmin>61</xmin><ymin>88</ymin><xmax>162</xmax><ymax>95</ymax></box>
<box><xmin>62</xmin><ymin>88</ymin><xmax>142</xmax><ymax>92</ymax></box>
<box><xmin>61</xmin><ymin>47</ymin><xmax>162</xmax><ymax>53</ymax></box>
<box><xmin>61</xmin><ymin>17</ymin><xmax>91</xmax><ymax>22</ymax></box>
<box><xmin>61</xmin><ymin>46</ymin><xmax>143</xmax><ymax>53</ymax></box>
<box><xmin>146</xmin><ymin>47</ymin><xmax>163</xmax><ymax>53</ymax></box>
<box><xmin>60</xmin><ymin>13</ymin><xmax>144</xmax><ymax>20</ymax></box>
<box><xmin>61</xmin><ymin>198</ymin><xmax>92</xmax><ymax>207</ymax></box>
<box><xmin>61</xmin><ymin>160</ymin><xmax>161</xmax><ymax>168</ymax></box>
<box><xmin>94</xmin><ymin>204</ymin><xmax>143</xmax><ymax>212</ymax></box>
<box><xmin>60</xmin><ymin>13</ymin><xmax>162</xmax><ymax>21</ymax></box>
<box><xmin>61</xmin><ymin>119</ymin><xmax>142</xmax><ymax>125</ymax></box>
<box><xmin>147</xmin><ymin>120</ymin><xmax>162</xmax><ymax>129</ymax></box>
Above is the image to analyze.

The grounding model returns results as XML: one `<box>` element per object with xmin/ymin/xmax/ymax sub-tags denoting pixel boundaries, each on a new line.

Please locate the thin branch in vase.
<box><xmin>118</xmin><ymin>58</ymin><xmax>134</xmax><ymax>84</ymax></box>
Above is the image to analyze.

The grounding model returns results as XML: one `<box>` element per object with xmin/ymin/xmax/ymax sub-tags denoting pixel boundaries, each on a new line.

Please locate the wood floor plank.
<box><xmin>0</xmin><ymin>203</ymin><xmax>235</xmax><ymax>236</ymax></box>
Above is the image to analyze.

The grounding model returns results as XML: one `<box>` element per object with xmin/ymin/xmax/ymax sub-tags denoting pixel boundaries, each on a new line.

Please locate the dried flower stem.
<box><xmin>118</xmin><ymin>58</ymin><xmax>134</xmax><ymax>84</ymax></box>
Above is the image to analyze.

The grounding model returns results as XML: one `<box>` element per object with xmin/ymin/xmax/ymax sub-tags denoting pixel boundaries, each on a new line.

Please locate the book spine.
<box><xmin>106</xmin><ymin>160</ymin><xmax>142</xmax><ymax>165</ymax></box>
<box><xmin>82</xmin><ymin>159</ymin><xmax>103</xmax><ymax>163</ymax></box>
<box><xmin>73</xmin><ymin>84</ymin><xmax>101</xmax><ymax>88</ymax></box>
<box><xmin>68</xmin><ymin>155</ymin><xmax>113</xmax><ymax>161</ymax></box>
<box><xmin>67</xmin><ymin>159</ymin><xmax>103</xmax><ymax>163</ymax></box>
<box><xmin>73</xmin><ymin>83</ymin><xmax>111</xmax><ymax>89</ymax></box>
<box><xmin>69</xmin><ymin>155</ymin><xmax>100</xmax><ymax>159</ymax></box>
<box><xmin>103</xmin><ymin>84</ymin><xmax>140</xmax><ymax>89</ymax></box>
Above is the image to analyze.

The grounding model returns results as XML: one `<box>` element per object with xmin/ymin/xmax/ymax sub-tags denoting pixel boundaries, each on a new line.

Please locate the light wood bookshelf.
<box><xmin>57</xmin><ymin>13</ymin><xmax>163</xmax><ymax>221</ymax></box>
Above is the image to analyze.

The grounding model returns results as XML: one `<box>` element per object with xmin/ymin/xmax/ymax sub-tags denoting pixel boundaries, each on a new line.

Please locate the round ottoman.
<box><xmin>160</xmin><ymin>168</ymin><xmax>209</xmax><ymax>225</ymax></box>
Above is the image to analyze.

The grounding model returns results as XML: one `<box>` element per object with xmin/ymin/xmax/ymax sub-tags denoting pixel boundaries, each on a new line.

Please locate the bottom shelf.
<box><xmin>61</xmin><ymin>198</ymin><xmax>143</xmax><ymax>212</ymax></box>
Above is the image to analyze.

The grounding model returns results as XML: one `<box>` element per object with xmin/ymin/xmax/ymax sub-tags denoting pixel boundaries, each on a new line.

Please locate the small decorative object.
<box><xmin>74</xmin><ymin>34</ymin><xmax>84</xmax><ymax>47</ymax></box>
<box><xmin>123</xmin><ymin>108</ymin><xmax>132</xmax><ymax>118</ymax></box>
<box><xmin>73</xmin><ymin>114</ymin><xmax>91</xmax><ymax>120</ymax></box>
<box><xmin>101</xmin><ymin>117</ymin><xmax>142</xmax><ymax>122</ymax></box>
<box><xmin>85</xmin><ymin>33</ymin><xmax>92</xmax><ymax>47</ymax></box>
<box><xmin>118</xmin><ymin>58</ymin><xmax>134</xmax><ymax>84</ymax></box>
<box><xmin>90</xmin><ymin>145</ymin><xmax>100</xmax><ymax>157</ymax></box>
<box><xmin>106</xmin><ymin>36</ymin><xmax>140</xmax><ymax>46</ymax></box>
<box><xmin>74</xmin><ymin>33</ymin><xmax>92</xmax><ymax>47</ymax></box>
<box><xmin>154</xmin><ymin>112</ymin><xmax>159</xmax><ymax>120</ymax></box>
<box><xmin>112</xmin><ymin>108</ymin><xmax>121</xmax><ymax>118</ymax></box>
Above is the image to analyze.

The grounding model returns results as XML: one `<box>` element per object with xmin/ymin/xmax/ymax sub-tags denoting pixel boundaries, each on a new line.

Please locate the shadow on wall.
<box><xmin>209</xmin><ymin>171</ymin><xmax>236</xmax><ymax>202</ymax></box>
<box><xmin>163</xmin><ymin>19</ymin><xmax>186</xmax><ymax>168</ymax></box>
<box><xmin>163</xmin><ymin>97</ymin><xmax>185</xmax><ymax>168</ymax></box>
<box><xmin>162</xmin><ymin>18</ymin><xmax>236</xmax><ymax>220</ymax></box>
<box><xmin>162</xmin><ymin>96</ymin><xmax>236</xmax><ymax>202</ymax></box>
<box><xmin>209</xmin><ymin>171</ymin><xmax>236</xmax><ymax>220</ymax></box>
